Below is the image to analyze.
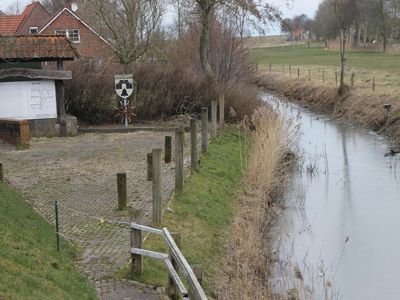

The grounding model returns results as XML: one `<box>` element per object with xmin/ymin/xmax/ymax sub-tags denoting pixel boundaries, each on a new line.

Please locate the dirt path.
<box><xmin>0</xmin><ymin>131</ymin><xmax>192</xmax><ymax>299</ymax></box>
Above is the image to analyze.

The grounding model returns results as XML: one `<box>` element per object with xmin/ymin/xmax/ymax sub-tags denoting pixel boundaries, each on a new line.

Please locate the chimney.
<box><xmin>65</xmin><ymin>1</ymin><xmax>72</xmax><ymax>10</ymax></box>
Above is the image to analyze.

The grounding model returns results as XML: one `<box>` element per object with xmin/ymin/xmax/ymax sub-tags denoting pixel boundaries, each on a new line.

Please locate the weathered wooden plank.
<box><xmin>164</xmin><ymin>258</ymin><xmax>189</xmax><ymax>299</ymax></box>
<box><xmin>163</xmin><ymin>228</ymin><xmax>208</xmax><ymax>300</ymax></box>
<box><xmin>130</xmin><ymin>223</ymin><xmax>163</xmax><ymax>235</ymax></box>
<box><xmin>0</xmin><ymin>68</ymin><xmax>72</xmax><ymax>80</ymax></box>
<box><xmin>130</xmin><ymin>248</ymin><xmax>168</xmax><ymax>260</ymax></box>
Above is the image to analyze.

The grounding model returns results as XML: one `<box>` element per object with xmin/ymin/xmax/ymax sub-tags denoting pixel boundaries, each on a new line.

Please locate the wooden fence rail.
<box><xmin>130</xmin><ymin>222</ymin><xmax>207</xmax><ymax>300</ymax></box>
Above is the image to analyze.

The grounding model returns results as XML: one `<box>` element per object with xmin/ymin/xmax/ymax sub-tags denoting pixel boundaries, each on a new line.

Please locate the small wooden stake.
<box><xmin>269</xmin><ymin>63</ymin><xmax>272</xmax><ymax>72</ymax></box>
<box><xmin>190</xmin><ymin>119</ymin><xmax>198</xmax><ymax>173</ymax></box>
<box><xmin>168</xmin><ymin>233</ymin><xmax>181</xmax><ymax>300</ymax></box>
<box><xmin>165</xmin><ymin>136</ymin><xmax>172</xmax><ymax>164</ymax></box>
<box><xmin>175</xmin><ymin>130</ymin><xmax>184</xmax><ymax>192</ymax></box>
<box><xmin>335</xmin><ymin>71</ymin><xmax>338</xmax><ymax>86</ymax></box>
<box><xmin>308</xmin><ymin>69</ymin><xmax>311</xmax><ymax>81</ymax></box>
<box><xmin>117</xmin><ymin>172</ymin><xmax>127</xmax><ymax>210</ymax></box>
<box><xmin>201</xmin><ymin>108</ymin><xmax>208</xmax><ymax>153</ymax></box>
<box><xmin>152</xmin><ymin>148</ymin><xmax>162</xmax><ymax>225</ymax></box>
<box><xmin>322</xmin><ymin>70</ymin><xmax>325</xmax><ymax>82</ymax></box>
<box><xmin>211</xmin><ymin>101</ymin><xmax>217</xmax><ymax>140</ymax></box>
<box><xmin>282</xmin><ymin>64</ymin><xmax>285</xmax><ymax>73</ymax></box>
<box><xmin>297</xmin><ymin>68</ymin><xmax>300</xmax><ymax>79</ymax></box>
<box><xmin>372</xmin><ymin>77</ymin><xmax>376</xmax><ymax>91</ymax></box>
<box><xmin>351</xmin><ymin>73</ymin><xmax>355</xmax><ymax>87</ymax></box>
<box><xmin>219</xmin><ymin>93</ymin><xmax>225</xmax><ymax>129</ymax></box>
<box><xmin>0</xmin><ymin>162</ymin><xmax>3</xmax><ymax>183</ymax></box>
<box><xmin>289</xmin><ymin>65</ymin><xmax>292</xmax><ymax>76</ymax></box>
<box><xmin>131</xmin><ymin>209</ymin><xmax>143</xmax><ymax>274</ymax></box>
<box><xmin>147</xmin><ymin>153</ymin><xmax>152</xmax><ymax>181</ymax></box>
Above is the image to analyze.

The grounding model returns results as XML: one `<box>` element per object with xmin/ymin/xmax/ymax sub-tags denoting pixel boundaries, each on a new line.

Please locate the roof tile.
<box><xmin>0</xmin><ymin>16</ymin><xmax>25</xmax><ymax>35</ymax></box>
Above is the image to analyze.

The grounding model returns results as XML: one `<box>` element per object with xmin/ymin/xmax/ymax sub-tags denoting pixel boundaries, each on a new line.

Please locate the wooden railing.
<box><xmin>130</xmin><ymin>222</ymin><xmax>207</xmax><ymax>300</ymax></box>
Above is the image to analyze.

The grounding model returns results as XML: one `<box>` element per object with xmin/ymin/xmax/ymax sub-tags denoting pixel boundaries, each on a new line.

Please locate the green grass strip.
<box><xmin>0</xmin><ymin>183</ymin><xmax>97</xmax><ymax>300</ymax></box>
<box><xmin>121</xmin><ymin>130</ymin><xmax>249</xmax><ymax>298</ymax></box>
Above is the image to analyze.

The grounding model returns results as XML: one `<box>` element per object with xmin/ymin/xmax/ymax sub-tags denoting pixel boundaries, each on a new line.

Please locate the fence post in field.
<box><xmin>211</xmin><ymin>100</ymin><xmax>218</xmax><ymax>140</ymax></box>
<box><xmin>167</xmin><ymin>232</ymin><xmax>181</xmax><ymax>300</ymax></box>
<box><xmin>0</xmin><ymin>162</ymin><xmax>3</xmax><ymax>183</ymax></box>
<box><xmin>190</xmin><ymin>119</ymin><xmax>198</xmax><ymax>174</ymax></box>
<box><xmin>152</xmin><ymin>148</ymin><xmax>162</xmax><ymax>225</ymax></box>
<box><xmin>372</xmin><ymin>77</ymin><xmax>376</xmax><ymax>91</ymax></box>
<box><xmin>117</xmin><ymin>172</ymin><xmax>127</xmax><ymax>210</ymax></box>
<box><xmin>297</xmin><ymin>68</ymin><xmax>300</xmax><ymax>79</ymax></box>
<box><xmin>165</xmin><ymin>136</ymin><xmax>172</xmax><ymax>164</ymax></box>
<box><xmin>335</xmin><ymin>71</ymin><xmax>338</xmax><ymax>86</ymax></box>
<box><xmin>289</xmin><ymin>65</ymin><xmax>292</xmax><ymax>76</ymax></box>
<box><xmin>147</xmin><ymin>153</ymin><xmax>153</xmax><ymax>181</ymax></box>
<box><xmin>322</xmin><ymin>70</ymin><xmax>325</xmax><ymax>82</ymax></box>
<box><xmin>201</xmin><ymin>108</ymin><xmax>208</xmax><ymax>153</ymax></box>
<box><xmin>175</xmin><ymin>129</ymin><xmax>184</xmax><ymax>192</ymax></box>
<box><xmin>308</xmin><ymin>69</ymin><xmax>311</xmax><ymax>81</ymax></box>
<box><xmin>351</xmin><ymin>73</ymin><xmax>355</xmax><ymax>87</ymax></box>
<box><xmin>131</xmin><ymin>209</ymin><xmax>143</xmax><ymax>274</ymax></box>
<box><xmin>269</xmin><ymin>63</ymin><xmax>272</xmax><ymax>72</ymax></box>
<box><xmin>219</xmin><ymin>93</ymin><xmax>225</xmax><ymax>129</ymax></box>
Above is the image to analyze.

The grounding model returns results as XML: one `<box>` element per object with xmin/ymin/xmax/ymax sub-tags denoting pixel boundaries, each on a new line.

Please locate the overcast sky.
<box><xmin>0</xmin><ymin>0</ymin><xmax>323</xmax><ymax>34</ymax></box>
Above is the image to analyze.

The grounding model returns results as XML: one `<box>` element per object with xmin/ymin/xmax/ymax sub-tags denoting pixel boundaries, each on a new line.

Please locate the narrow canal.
<box><xmin>265</xmin><ymin>93</ymin><xmax>400</xmax><ymax>300</ymax></box>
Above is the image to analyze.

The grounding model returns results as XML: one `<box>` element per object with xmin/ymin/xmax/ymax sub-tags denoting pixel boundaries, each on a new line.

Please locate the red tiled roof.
<box><xmin>22</xmin><ymin>2</ymin><xmax>41</xmax><ymax>16</ymax></box>
<box><xmin>0</xmin><ymin>15</ymin><xmax>25</xmax><ymax>35</ymax></box>
<box><xmin>0</xmin><ymin>35</ymin><xmax>80</xmax><ymax>61</ymax></box>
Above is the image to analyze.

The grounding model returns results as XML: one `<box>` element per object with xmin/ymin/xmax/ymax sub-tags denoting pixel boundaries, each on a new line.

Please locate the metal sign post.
<box><xmin>115</xmin><ymin>74</ymin><xmax>136</xmax><ymax>128</ymax></box>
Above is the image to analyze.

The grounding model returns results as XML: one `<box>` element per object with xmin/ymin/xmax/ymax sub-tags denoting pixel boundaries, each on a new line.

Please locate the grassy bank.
<box><xmin>0</xmin><ymin>183</ymin><xmax>97</xmax><ymax>300</ymax></box>
<box><xmin>121</xmin><ymin>131</ymin><xmax>249</xmax><ymax>297</ymax></box>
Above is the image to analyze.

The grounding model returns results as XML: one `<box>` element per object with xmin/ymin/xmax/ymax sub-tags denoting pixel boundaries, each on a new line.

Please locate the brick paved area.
<box><xmin>0</xmin><ymin>130</ymin><xmax>194</xmax><ymax>299</ymax></box>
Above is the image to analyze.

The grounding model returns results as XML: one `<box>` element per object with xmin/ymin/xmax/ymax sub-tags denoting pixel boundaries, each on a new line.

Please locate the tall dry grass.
<box><xmin>217</xmin><ymin>106</ymin><xmax>299</xmax><ymax>299</ymax></box>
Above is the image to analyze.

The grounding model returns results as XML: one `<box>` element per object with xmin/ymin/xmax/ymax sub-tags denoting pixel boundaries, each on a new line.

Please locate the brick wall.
<box><xmin>0</xmin><ymin>119</ymin><xmax>30</xmax><ymax>147</ymax></box>
<box><xmin>41</xmin><ymin>10</ymin><xmax>113</xmax><ymax>60</ymax></box>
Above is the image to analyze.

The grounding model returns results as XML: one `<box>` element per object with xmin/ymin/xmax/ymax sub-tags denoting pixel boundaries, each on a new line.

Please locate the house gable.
<box><xmin>39</xmin><ymin>8</ymin><xmax>112</xmax><ymax>59</ymax></box>
<box><xmin>17</xmin><ymin>2</ymin><xmax>52</xmax><ymax>35</ymax></box>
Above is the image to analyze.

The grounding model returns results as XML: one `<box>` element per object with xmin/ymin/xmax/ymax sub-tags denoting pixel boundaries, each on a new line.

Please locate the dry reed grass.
<box><xmin>216</xmin><ymin>106</ymin><xmax>299</xmax><ymax>299</ymax></box>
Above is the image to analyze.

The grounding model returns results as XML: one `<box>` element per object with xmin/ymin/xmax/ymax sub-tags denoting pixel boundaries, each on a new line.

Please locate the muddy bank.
<box><xmin>257</xmin><ymin>73</ymin><xmax>400</xmax><ymax>144</ymax></box>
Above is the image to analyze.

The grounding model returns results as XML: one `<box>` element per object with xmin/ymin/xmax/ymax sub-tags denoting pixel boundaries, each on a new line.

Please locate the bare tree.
<box><xmin>194</xmin><ymin>0</ymin><xmax>283</xmax><ymax>79</ymax></box>
<box><xmin>86</xmin><ymin>0</ymin><xmax>165</xmax><ymax>71</ymax></box>
<box><xmin>331</xmin><ymin>0</ymin><xmax>358</xmax><ymax>96</ymax></box>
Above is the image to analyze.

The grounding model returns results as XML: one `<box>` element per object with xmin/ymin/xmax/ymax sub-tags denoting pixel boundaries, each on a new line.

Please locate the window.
<box><xmin>29</xmin><ymin>27</ymin><xmax>38</xmax><ymax>34</ymax></box>
<box><xmin>55</xmin><ymin>29</ymin><xmax>80</xmax><ymax>43</ymax></box>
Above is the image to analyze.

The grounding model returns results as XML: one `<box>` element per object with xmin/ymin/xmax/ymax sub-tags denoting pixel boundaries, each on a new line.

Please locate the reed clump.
<box><xmin>217</xmin><ymin>106</ymin><xmax>299</xmax><ymax>299</ymax></box>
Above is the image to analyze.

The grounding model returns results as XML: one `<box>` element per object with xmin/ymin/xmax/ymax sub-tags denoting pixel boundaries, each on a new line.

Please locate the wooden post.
<box><xmin>322</xmin><ymin>70</ymin><xmax>325</xmax><ymax>82</ymax></box>
<box><xmin>289</xmin><ymin>65</ymin><xmax>292</xmax><ymax>76</ymax></box>
<box><xmin>308</xmin><ymin>69</ymin><xmax>311</xmax><ymax>81</ymax></box>
<box><xmin>255</xmin><ymin>63</ymin><xmax>258</xmax><ymax>72</ymax></box>
<box><xmin>269</xmin><ymin>63</ymin><xmax>272</xmax><ymax>72</ymax></box>
<box><xmin>282</xmin><ymin>64</ymin><xmax>285</xmax><ymax>73</ymax></box>
<box><xmin>168</xmin><ymin>233</ymin><xmax>181</xmax><ymax>300</ymax></box>
<box><xmin>297</xmin><ymin>68</ymin><xmax>300</xmax><ymax>79</ymax></box>
<box><xmin>56</xmin><ymin>60</ymin><xmax>67</xmax><ymax>137</ymax></box>
<box><xmin>351</xmin><ymin>73</ymin><xmax>355</xmax><ymax>87</ymax></box>
<box><xmin>152</xmin><ymin>148</ymin><xmax>162</xmax><ymax>225</ymax></box>
<box><xmin>131</xmin><ymin>209</ymin><xmax>143</xmax><ymax>274</ymax></box>
<box><xmin>211</xmin><ymin>101</ymin><xmax>217</xmax><ymax>140</ymax></box>
<box><xmin>335</xmin><ymin>71</ymin><xmax>338</xmax><ymax>86</ymax></box>
<box><xmin>117</xmin><ymin>172</ymin><xmax>127</xmax><ymax>210</ymax></box>
<box><xmin>190</xmin><ymin>119</ymin><xmax>198</xmax><ymax>173</ymax></box>
<box><xmin>372</xmin><ymin>77</ymin><xmax>376</xmax><ymax>91</ymax></box>
<box><xmin>175</xmin><ymin>130</ymin><xmax>184</xmax><ymax>192</ymax></box>
<box><xmin>147</xmin><ymin>153</ymin><xmax>153</xmax><ymax>181</ymax></box>
<box><xmin>165</xmin><ymin>136</ymin><xmax>172</xmax><ymax>164</ymax></box>
<box><xmin>219</xmin><ymin>93</ymin><xmax>225</xmax><ymax>129</ymax></box>
<box><xmin>201</xmin><ymin>108</ymin><xmax>208</xmax><ymax>153</ymax></box>
<box><xmin>0</xmin><ymin>162</ymin><xmax>3</xmax><ymax>183</ymax></box>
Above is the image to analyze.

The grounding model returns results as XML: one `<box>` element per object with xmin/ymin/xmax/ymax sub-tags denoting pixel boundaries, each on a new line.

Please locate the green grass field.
<box><xmin>0</xmin><ymin>183</ymin><xmax>97</xmax><ymax>300</ymax></box>
<box><xmin>251</xmin><ymin>42</ymin><xmax>400</xmax><ymax>71</ymax></box>
<box><xmin>118</xmin><ymin>131</ymin><xmax>249</xmax><ymax>298</ymax></box>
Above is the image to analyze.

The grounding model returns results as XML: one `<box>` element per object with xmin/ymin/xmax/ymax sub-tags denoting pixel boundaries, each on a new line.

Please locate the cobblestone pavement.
<box><xmin>0</xmin><ymin>130</ymin><xmax>193</xmax><ymax>299</ymax></box>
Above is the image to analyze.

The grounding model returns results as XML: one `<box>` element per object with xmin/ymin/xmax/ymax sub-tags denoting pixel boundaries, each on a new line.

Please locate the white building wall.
<box><xmin>0</xmin><ymin>80</ymin><xmax>57</xmax><ymax>120</ymax></box>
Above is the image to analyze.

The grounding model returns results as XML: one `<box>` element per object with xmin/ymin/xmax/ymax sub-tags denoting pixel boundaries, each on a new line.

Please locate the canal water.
<box><xmin>264</xmin><ymin>93</ymin><xmax>400</xmax><ymax>300</ymax></box>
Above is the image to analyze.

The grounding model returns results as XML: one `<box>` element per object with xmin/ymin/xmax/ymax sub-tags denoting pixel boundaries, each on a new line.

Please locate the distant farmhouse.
<box><xmin>0</xmin><ymin>1</ymin><xmax>112</xmax><ymax>61</ymax></box>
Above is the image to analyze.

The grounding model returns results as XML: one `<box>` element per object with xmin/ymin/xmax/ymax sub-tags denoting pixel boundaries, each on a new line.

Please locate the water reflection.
<box><xmin>264</xmin><ymin>93</ymin><xmax>400</xmax><ymax>299</ymax></box>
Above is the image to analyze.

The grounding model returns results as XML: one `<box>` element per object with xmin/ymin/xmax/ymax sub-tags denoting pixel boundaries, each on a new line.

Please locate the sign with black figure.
<box><xmin>114</xmin><ymin>74</ymin><xmax>137</xmax><ymax>128</ymax></box>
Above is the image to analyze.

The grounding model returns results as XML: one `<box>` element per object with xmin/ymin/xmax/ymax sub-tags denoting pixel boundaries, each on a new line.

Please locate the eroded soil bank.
<box><xmin>257</xmin><ymin>73</ymin><xmax>400</xmax><ymax>145</ymax></box>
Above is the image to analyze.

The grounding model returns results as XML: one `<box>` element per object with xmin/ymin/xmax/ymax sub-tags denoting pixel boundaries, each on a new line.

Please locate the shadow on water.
<box><xmin>264</xmin><ymin>93</ymin><xmax>400</xmax><ymax>299</ymax></box>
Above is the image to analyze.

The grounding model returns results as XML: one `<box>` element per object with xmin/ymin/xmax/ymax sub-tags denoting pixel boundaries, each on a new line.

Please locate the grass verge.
<box><xmin>0</xmin><ymin>183</ymin><xmax>97</xmax><ymax>300</ymax></box>
<box><xmin>117</xmin><ymin>130</ymin><xmax>249</xmax><ymax>297</ymax></box>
